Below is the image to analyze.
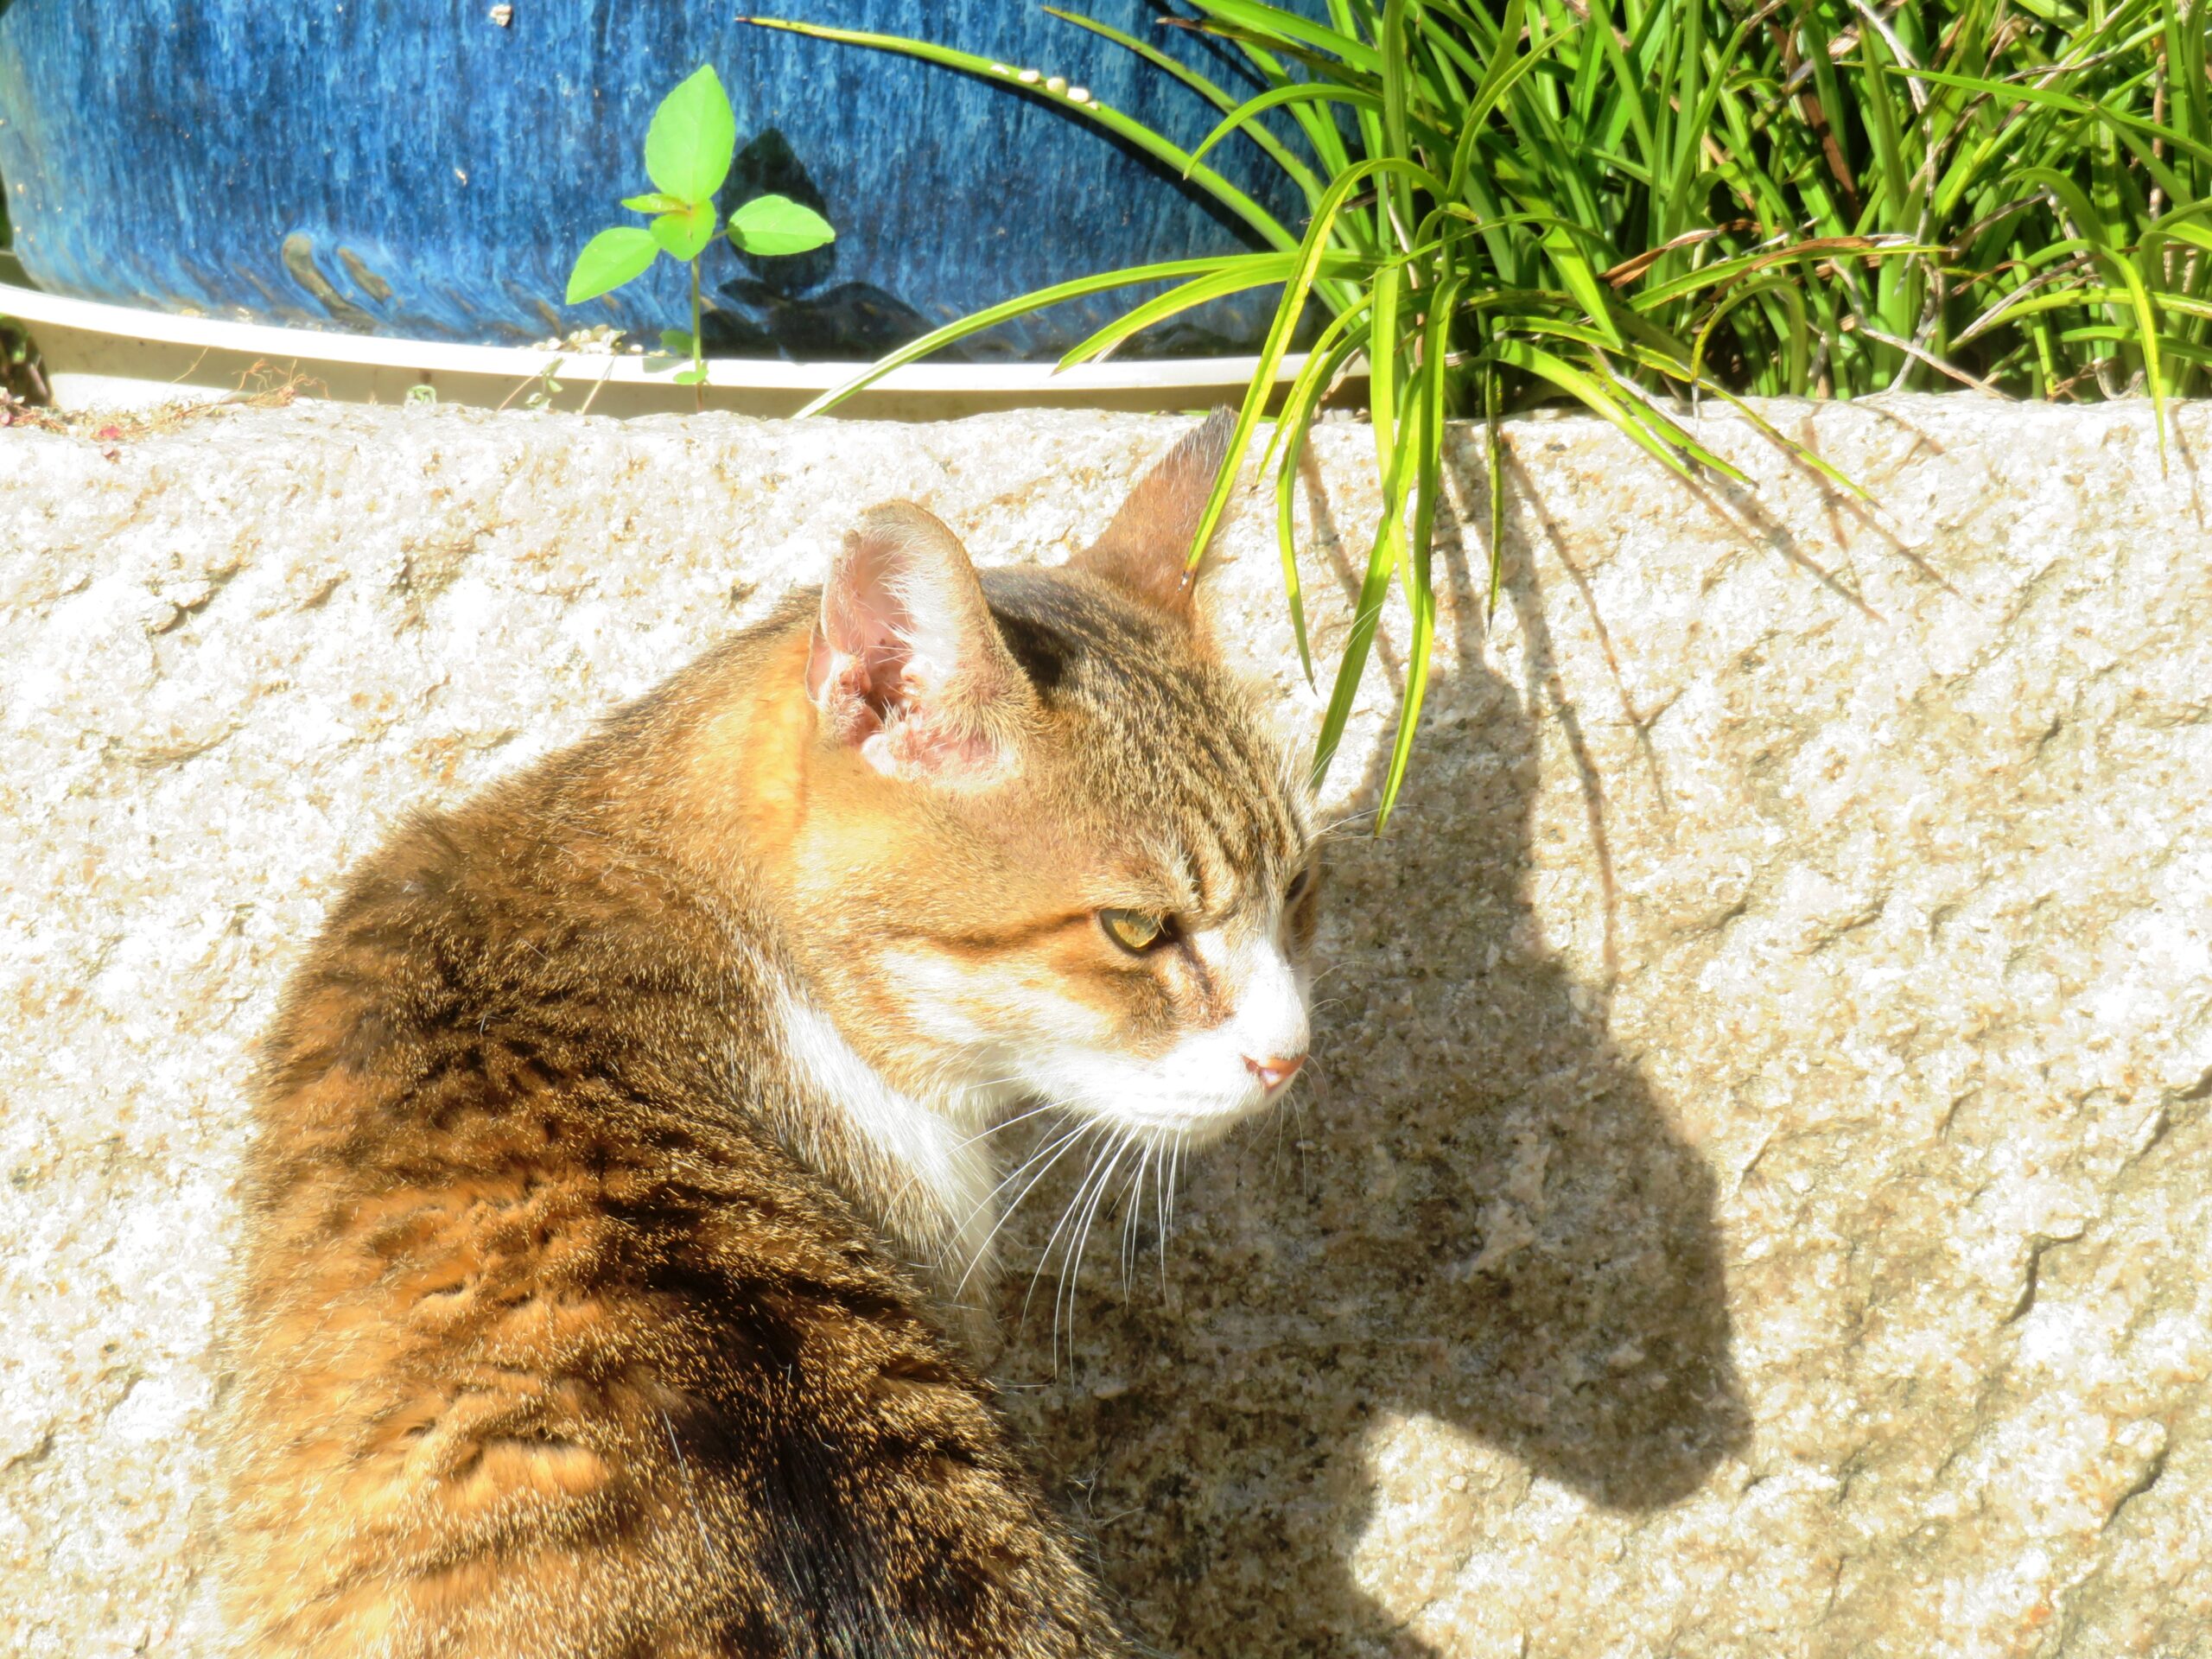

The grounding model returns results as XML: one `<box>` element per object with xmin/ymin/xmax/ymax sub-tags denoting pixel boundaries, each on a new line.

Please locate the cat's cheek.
<box><xmin>1038</xmin><ymin>951</ymin><xmax>1311</xmax><ymax>1142</ymax></box>
<box><xmin>1187</xmin><ymin>944</ymin><xmax>1305</xmax><ymax>1122</ymax></box>
<box><xmin>867</xmin><ymin>946</ymin><xmax>1134</xmax><ymax>1096</ymax></box>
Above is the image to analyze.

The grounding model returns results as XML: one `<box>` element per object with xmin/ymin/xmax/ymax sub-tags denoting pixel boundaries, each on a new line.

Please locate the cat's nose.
<box><xmin>1243</xmin><ymin>1052</ymin><xmax>1306</xmax><ymax>1093</ymax></box>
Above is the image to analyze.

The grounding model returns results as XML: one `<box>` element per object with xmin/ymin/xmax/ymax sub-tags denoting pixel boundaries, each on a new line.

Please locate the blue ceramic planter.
<box><xmin>0</xmin><ymin>3</ymin><xmax>1309</xmax><ymax>359</ymax></box>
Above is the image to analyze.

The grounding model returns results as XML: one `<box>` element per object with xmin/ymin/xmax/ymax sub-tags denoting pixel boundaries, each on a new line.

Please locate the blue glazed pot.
<box><xmin>0</xmin><ymin>3</ymin><xmax>1310</xmax><ymax>359</ymax></box>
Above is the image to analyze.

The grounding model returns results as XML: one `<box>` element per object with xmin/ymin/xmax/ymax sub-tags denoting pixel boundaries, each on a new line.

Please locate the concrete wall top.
<box><xmin>2</xmin><ymin>395</ymin><xmax>2207</xmax><ymax>1656</ymax></box>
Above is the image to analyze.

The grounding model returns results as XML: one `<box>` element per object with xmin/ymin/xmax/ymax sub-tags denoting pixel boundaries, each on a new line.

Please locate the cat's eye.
<box><xmin>1099</xmin><ymin>908</ymin><xmax>1167</xmax><ymax>953</ymax></box>
<box><xmin>1285</xmin><ymin>867</ymin><xmax>1313</xmax><ymax>905</ymax></box>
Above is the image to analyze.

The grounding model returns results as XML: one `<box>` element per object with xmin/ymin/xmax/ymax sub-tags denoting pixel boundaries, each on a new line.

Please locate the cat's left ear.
<box><xmin>807</xmin><ymin>502</ymin><xmax>1039</xmax><ymax>785</ymax></box>
<box><xmin>1066</xmin><ymin>407</ymin><xmax>1239</xmax><ymax>622</ymax></box>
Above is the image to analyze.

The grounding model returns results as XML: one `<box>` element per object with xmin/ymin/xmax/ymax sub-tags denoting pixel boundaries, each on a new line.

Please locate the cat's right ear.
<box><xmin>1066</xmin><ymin>406</ymin><xmax>1240</xmax><ymax>622</ymax></box>
<box><xmin>807</xmin><ymin>503</ymin><xmax>1038</xmax><ymax>786</ymax></box>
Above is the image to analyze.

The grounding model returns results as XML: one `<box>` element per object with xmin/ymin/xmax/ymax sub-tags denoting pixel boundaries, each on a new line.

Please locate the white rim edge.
<box><xmin>0</xmin><ymin>282</ymin><xmax>1304</xmax><ymax>394</ymax></box>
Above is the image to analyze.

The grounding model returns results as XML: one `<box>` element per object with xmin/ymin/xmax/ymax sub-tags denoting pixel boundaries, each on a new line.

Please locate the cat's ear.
<box><xmin>1067</xmin><ymin>407</ymin><xmax>1239</xmax><ymax>620</ymax></box>
<box><xmin>807</xmin><ymin>503</ymin><xmax>1038</xmax><ymax>785</ymax></box>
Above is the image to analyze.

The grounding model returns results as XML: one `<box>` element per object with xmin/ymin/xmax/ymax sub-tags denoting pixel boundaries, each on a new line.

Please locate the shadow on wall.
<box><xmin>994</xmin><ymin>456</ymin><xmax>1751</xmax><ymax>1656</ymax></box>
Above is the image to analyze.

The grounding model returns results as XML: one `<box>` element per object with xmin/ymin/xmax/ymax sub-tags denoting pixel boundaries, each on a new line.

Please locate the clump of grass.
<box><xmin>750</xmin><ymin>0</ymin><xmax>2209</xmax><ymax>821</ymax></box>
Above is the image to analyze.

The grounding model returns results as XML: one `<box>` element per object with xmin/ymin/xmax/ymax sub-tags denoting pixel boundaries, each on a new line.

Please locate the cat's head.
<box><xmin>782</xmin><ymin>412</ymin><xmax>1317</xmax><ymax>1153</ymax></box>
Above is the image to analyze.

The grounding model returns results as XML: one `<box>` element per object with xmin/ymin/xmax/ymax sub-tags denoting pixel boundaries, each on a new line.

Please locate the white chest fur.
<box><xmin>773</xmin><ymin>991</ymin><xmax>1005</xmax><ymax>1285</ymax></box>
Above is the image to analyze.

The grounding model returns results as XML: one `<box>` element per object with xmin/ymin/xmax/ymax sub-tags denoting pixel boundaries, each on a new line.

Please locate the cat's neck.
<box><xmin>765</xmin><ymin>984</ymin><xmax>1014</xmax><ymax>1303</ymax></box>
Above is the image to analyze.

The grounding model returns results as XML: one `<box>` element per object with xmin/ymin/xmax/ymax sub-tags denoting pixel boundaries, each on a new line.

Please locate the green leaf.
<box><xmin>673</xmin><ymin>367</ymin><xmax>708</xmax><ymax>386</ymax></box>
<box><xmin>652</xmin><ymin>200</ymin><xmax>718</xmax><ymax>262</ymax></box>
<box><xmin>1483</xmin><ymin>362</ymin><xmax>1503</xmax><ymax>620</ymax></box>
<box><xmin>659</xmin><ymin>328</ymin><xmax>696</xmax><ymax>355</ymax></box>
<box><xmin>1178</xmin><ymin>155</ymin><xmax>1444</xmax><ymax>600</ymax></box>
<box><xmin>726</xmin><ymin>194</ymin><xmax>837</xmax><ymax>256</ymax></box>
<box><xmin>1042</xmin><ymin>5</ymin><xmax>1331</xmax><ymax>208</ymax></box>
<box><xmin>621</xmin><ymin>192</ymin><xmax>686</xmax><ymax>214</ymax></box>
<box><xmin>1310</xmin><ymin>263</ymin><xmax>1412</xmax><ymax>792</ymax></box>
<box><xmin>644</xmin><ymin>63</ymin><xmax>738</xmax><ymax>205</ymax></box>
<box><xmin>1179</xmin><ymin>0</ymin><xmax>1383</xmax><ymax>76</ymax></box>
<box><xmin>1903</xmin><ymin>67</ymin><xmax>2212</xmax><ymax>175</ymax></box>
<box><xmin>564</xmin><ymin>226</ymin><xmax>659</xmax><ymax>305</ymax></box>
<box><xmin>1055</xmin><ymin>251</ymin><xmax>1363</xmax><ymax>370</ymax></box>
<box><xmin>1263</xmin><ymin>312</ymin><xmax>1373</xmax><ymax>685</ymax></box>
<box><xmin>1375</xmin><ymin>266</ymin><xmax>1464</xmax><ymax>830</ymax></box>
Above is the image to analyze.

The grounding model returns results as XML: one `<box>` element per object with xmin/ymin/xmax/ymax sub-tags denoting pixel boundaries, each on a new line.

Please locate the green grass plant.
<box><xmin>748</xmin><ymin>0</ymin><xmax>2212</xmax><ymax>823</ymax></box>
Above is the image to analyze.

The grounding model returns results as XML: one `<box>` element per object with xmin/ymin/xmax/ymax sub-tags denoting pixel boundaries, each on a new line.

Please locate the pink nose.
<box><xmin>1243</xmin><ymin>1053</ymin><xmax>1306</xmax><ymax>1093</ymax></box>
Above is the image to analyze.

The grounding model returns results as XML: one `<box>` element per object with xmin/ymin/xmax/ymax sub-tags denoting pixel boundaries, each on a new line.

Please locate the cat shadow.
<box><xmin>989</xmin><ymin>453</ymin><xmax>1751</xmax><ymax>1656</ymax></box>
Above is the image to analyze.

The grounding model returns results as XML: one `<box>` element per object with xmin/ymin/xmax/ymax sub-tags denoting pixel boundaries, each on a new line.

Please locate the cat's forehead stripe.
<box><xmin>978</xmin><ymin>565</ymin><xmax>1306</xmax><ymax>902</ymax></box>
<box><xmin>1148</xmin><ymin>693</ymin><xmax>1300</xmax><ymax>912</ymax></box>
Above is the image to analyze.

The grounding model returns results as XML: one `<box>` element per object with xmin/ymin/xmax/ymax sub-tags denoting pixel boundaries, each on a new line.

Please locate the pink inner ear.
<box><xmin>811</xmin><ymin>538</ymin><xmax>918</xmax><ymax>731</ymax></box>
<box><xmin>806</xmin><ymin>501</ymin><xmax>1041</xmax><ymax>783</ymax></box>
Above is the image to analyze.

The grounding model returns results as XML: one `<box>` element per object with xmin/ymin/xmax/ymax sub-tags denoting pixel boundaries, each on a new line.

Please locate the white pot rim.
<box><xmin>0</xmin><ymin>280</ymin><xmax>1304</xmax><ymax>397</ymax></box>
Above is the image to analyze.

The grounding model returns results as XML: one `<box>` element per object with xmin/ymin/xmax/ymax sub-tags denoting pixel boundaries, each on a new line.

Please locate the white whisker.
<box><xmin>1059</xmin><ymin>1138</ymin><xmax>1128</xmax><ymax>1361</ymax></box>
<box><xmin>1166</xmin><ymin>1137</ymin><xmax>1183</xmax><ymax>1241</ymax></box>
<box><xmin>1021</xmin><ymin>1133</ymin><xmax>1118</xmax><ymax>1358</ymax></box>
<box><xmin>1120</xmin><ymin>1142</ymin><xmax>1153</xmax><ymax>1289</ymax></box>
<box><xmin>1151</xmin><ymin>1135</ymin><xmax>1173</xmax><ymax>1294</ymax></box>
<box><xmin>950</xmin><ymin>1120</ymin><xmax>1096</xmax><ymax>1297</ymax></box>
<box><xmin>877</xmin><ymin>1090</ymin><xmax>1059</xmax><ymax>1220</ymax></box>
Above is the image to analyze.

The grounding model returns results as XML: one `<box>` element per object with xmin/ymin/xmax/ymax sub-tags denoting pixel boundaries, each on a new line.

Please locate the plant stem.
<box><xmin>690</xmin><ymin>256</ymin><xmax>704</xmax><ymax>413</ymax></box>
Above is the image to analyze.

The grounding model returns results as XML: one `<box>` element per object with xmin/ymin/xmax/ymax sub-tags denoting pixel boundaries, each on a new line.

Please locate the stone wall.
<box><xmin>1</xmin><ymin>397</ymin><xmax>2206</xmax><ymax>1656</ymax></box>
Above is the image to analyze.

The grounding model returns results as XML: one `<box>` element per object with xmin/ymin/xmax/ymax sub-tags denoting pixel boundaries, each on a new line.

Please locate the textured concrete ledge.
<box><xmin>2</xmin><ymin>396</ymin><xmax>2207</xmax><ymax>1657</ymax></box>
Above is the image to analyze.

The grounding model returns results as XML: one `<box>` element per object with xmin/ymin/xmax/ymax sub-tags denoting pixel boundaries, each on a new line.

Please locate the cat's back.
<box><xmin>226</xmin><ymin>770</ymin><xmax>1115</xmax><ymax>1658</ymax></box>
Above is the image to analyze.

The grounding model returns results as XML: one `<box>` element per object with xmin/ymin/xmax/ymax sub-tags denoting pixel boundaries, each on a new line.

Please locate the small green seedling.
<box><xmin>564</xmin><ymin>64</ymin><xmax>836</xmax><ymax>408</ymax></box>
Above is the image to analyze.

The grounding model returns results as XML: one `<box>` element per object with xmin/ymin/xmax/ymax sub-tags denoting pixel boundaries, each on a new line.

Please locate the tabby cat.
<box><xmin>224</xmin><ymin>412</ymin><xmax>1319</xmax><ymax>1656</ymax></box>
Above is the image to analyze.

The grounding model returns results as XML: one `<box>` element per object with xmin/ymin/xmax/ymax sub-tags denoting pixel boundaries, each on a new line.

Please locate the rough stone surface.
<box><xmin>2</xmin><ymin>396</ymin><xmax>2209</xmax><ymax>1658</ymax></box>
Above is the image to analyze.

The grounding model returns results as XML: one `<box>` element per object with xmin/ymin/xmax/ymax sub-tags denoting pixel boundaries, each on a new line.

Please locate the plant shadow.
<box><xmin>990</xmin><ymin>454</ymin><xmax>1750</xmax><ymax>1656</ymax></box>
<box><xmin>703</xmin><ymin>126</ymin><xmax>943</xmax><ymax>361</ymax></box>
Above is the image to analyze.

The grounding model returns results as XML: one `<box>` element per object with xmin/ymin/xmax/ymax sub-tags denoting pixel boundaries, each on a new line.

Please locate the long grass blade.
<box><xmin>1177</xmin><ymin>156</ymin><xmax>1447</xmax><ymax>586</ymax></box>
<box><xmin>1187</xmin><ymin>82</ymin><xmax>1385</xmax><ymax>176</ymax></box>
<box><xmin>1375</xmin><ymin>268</ymin><xmax>1465</xmax><ymax>827</ymax></box>
<box><xmin>1040</xmin><ymin>5</ymin><xmax>1332</xmax><ymax>211</ymax></box>
<box><xmin>741</xmin><ymin>16</ymin><xmax>1299</xmax><ymax>251</ymax></box>
<box><xmin>790</xmin><ymin>255</ymin><xmax>1315</xmax><ymax>417</ymax></box>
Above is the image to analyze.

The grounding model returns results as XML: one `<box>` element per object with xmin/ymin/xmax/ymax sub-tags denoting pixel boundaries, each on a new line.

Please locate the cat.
<box><xmin>222</xmin><ymin>410</ymin><xmax>1319</xmax><ymax>1657</ymax></box>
